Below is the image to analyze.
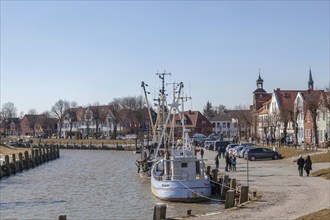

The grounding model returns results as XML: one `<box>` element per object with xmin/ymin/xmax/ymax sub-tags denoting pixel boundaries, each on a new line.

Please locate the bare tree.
<box><xmin>109</xmin><ymin>99</ymin><xmax>123</xmax><ymax>138</ymax></box>
<box><xmin>214</xmin><ymin>104</ymin><xmax>227</xmax><ymax>114</ymax></box>
<box><xmin>279</xmin><ymin>104</ymin><xmax>295</xmax><ymax>144</ymax></box>
<box><xmin>304</xmin><ymin>91</ymin><xmax>323</xmax><ymax>145</ymax></box>
<box><xmin>90</xmin><ymin>102</ymin><xmax>110</xmax><ymax>138</ymax></box>
<box><xmin>51</xmin><ymin>99</ymin><xmax>70</xmax><ymax>138</ymax></box>
<box><xmin>230</xmin><ymin>105</ymin><xmax>252</xmax><ymax>141</ymax></box>
<box><xmin>1</xmin><ymin>102</ymin><xmax>17</xmax><ymax>136</ymax></box>
<box><xmin>27</xmin><ymin>109</ymin><xmax>38</xmax><ymax>137</ymax></box>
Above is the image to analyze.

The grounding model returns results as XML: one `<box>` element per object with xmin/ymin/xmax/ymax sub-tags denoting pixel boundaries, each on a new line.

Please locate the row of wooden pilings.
<box><xmin>0</xmin><ymin>146</ymin><xmax>60</xmax><ymax>179</ymax></box>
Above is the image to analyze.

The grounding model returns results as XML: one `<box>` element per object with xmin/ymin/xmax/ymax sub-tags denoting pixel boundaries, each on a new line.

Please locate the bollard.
<box><xmin>239</xmin><ymin>185</ymin><xmax>249</xmax><ymax>204</ymax></box>
<box><xmin>225</xmin><ymin>190</ymin><xmax>235</xmax><ymax>209</ymax></box>
<box><xmin>153</xmin><ymin>203</ymin><xmax>166</xmax><ymax>220</ymax></box>
<box><xmin>24</xmin><ymin>151</ymin><xmax>30</xmax><ymax>169</ymax></box>
<box><xmin>58</xmin><ymin>215</ymin><xmax>67</xmax><ymax>220</ymax></box>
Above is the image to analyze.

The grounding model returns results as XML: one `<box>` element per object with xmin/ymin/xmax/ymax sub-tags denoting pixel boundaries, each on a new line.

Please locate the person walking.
<box><xmin>225</xmin><ymin>152</ymin><xmax>232</xmax><ymax>172</ymax></box>
<box><xmin>304</xmin><ymin>155</ymin><xmax>312</xmax><ymax>177</ymax></box>
<box><xmin>215</xmin><ymin>154</ymin><xmax>219</xmax><ymax>169</ymax></box>
<box><xmin>231</xmin><ymin>155</ymin><xmax>237</xmax><ymax>171</ymax></box>
<box><xmin>200</xmin><ymin>148</ymin><xmax>204</xmax><ymax>159</ymax></box>
<box><xmin>297</xmin><ymin>155</ymin><xmax>305</xmax><ymax>177</ymax></box>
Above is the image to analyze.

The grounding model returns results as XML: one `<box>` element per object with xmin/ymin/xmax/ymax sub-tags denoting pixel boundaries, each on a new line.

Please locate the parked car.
<box><xmin>208</xmin><ymin>141</ymin><xmax>231</xmax><ymax>151</ymax></box>
<box><xmin>232</xmin><ymin>145</ymin><xmax>246</xmax><ymax>157</ymax></box>
<box><xmin>239</xmin><ymin>146</ymin><xmax>256</xmax><ymax>158</ymax></box>
<box><xmin>204</xmin><ymin>140</ymin><xmax>214</xmax><ymax>150</ymax></box>
<box><xmin>226</xmin><ymin>143</ymin><xmax>239</xmax><ymax>154</ymax></box>
<box><xmin>244</xmin><ymin>148</ymin><xmax>281</xmax><ymax>161</ymax></box>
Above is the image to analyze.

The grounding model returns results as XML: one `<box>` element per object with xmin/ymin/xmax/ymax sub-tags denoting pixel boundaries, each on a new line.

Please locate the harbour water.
<box><xmin>0</xmin><ymin>150</ymin><xmax>223</xmax><ymax>219</ymax></box>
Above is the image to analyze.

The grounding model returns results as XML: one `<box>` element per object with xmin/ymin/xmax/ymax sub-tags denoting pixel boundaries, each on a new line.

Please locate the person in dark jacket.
<box><xmin>225</xmin><ymin>153</ymin><xmax>232</xmax><ymax>172</ymax></box>
<box><xmin>200</xmin><ymin>148</ymin><xmax>204</xmax><ymax>159</ymax></box>
<box><xmin>215</xmin><ymin>154</ymin><xmax>219</xmax><ymax>169</ymax></box>
<box><xmin>297</xmin><ymin>155</ymin><xmax>305</xmax><ymax>177</ymax></box>
<box><xmin>304</xmin><ymin>155</ymin><xmax>312</xmax><ymax>177</ymax></box>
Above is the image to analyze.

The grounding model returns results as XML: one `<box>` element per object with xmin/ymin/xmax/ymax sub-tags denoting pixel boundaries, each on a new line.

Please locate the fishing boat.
<box><xmin>146</xmin><ymin>72</ymin><xmax>212</xmax><ymax>202</ymax></box>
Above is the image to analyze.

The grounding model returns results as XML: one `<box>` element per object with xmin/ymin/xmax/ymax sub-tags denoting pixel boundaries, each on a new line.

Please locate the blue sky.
<box><xmin>1</xmin><ymin>1</ymin><xmax>329</xmax><ymax>115</ymax></box>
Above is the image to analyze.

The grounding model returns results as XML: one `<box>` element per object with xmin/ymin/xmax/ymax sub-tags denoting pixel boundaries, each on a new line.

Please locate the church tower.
<box><xmin>253</xmin><ymin>69</ymin><xmax>270</xmax><ymax>111</ymax></box>
<box><xmin>308</xmin><ymin>67</ymin><xmax>314</xmax><ymax>90</ymax></box>
<box><xmin>256</xmin><ymin>72</ymin><xmax>264</xmax><ymax>91</ymax></box>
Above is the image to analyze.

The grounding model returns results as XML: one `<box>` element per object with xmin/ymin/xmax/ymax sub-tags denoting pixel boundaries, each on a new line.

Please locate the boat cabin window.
<box><xmin>181</xmin><ymin>163</ymin><xmax>188</xmax><ymax>168</ymax></box>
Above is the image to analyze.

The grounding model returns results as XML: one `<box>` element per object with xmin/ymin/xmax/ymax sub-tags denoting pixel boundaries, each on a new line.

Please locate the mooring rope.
<box><xmin>175</xmin><ymin>179</ymin><xmax>225</xmax><ymax>202</ymax></box>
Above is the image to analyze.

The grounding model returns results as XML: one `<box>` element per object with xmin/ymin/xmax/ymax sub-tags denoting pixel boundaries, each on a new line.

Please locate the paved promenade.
<box><xmin>191</xmin><ymin>148</ymin><xmax>330</xmax><ymax>220</ymax></box>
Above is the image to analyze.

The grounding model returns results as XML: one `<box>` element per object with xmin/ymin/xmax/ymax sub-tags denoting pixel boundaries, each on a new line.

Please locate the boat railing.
<box><xmin>153</xmin><ymin>173</ymin><xmax>206</xmax><ymax>181</ymax></box>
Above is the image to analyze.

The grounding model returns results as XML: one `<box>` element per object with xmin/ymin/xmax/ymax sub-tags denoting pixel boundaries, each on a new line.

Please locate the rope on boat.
<box><xmin>175</xmin><ymin>179</ymin><xmax>224</xmax><ymax>202</ymax></box>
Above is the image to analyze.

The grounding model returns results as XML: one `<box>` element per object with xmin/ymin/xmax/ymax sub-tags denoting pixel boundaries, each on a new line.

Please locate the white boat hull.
<box><xmin>151</xmin><ymin>177</ymin><xmax>211</xmax><ymax>202</ymax></box>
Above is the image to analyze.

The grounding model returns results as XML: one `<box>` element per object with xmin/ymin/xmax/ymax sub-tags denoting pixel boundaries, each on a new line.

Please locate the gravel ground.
<box><xmin>186</xmin><ymin>148</ymin><xmax>330</xmax><ymax>220</ymax></box>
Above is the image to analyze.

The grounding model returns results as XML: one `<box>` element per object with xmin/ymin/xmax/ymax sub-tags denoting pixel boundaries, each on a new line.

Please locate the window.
<box><xmin>181</xmin><ymin>163</ymin><xmax>188</xmax><ymax>168</ymax></box>
<box><xmin>227</xmin><ymin>122</ymin><xmax>230</xmax><ymax>128</ymax></box>
<box><xmin>223</xmin><ymin>122</ymin><xmax>226</xmax><ymax>128</ymax></box>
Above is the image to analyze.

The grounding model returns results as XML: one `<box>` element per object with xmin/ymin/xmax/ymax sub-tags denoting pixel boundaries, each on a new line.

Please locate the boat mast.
<box><xmin>141</xmin><ymin>81</ymin><xmax>157</xmax><ymax>143</ymax></box>
<box><xmin>155</xmin><ymin>71</ymin><xmax>171</xmax><ymax>147</ymax></box>
<box><xmin>178</xmin><ymin>84</ymin><xmax>191</xmax><ymax>152</ymax></box>
<box><xmin>167</xmin><ymin>82</ymin><xmax>183</xmax><ymax>146</ymax></box>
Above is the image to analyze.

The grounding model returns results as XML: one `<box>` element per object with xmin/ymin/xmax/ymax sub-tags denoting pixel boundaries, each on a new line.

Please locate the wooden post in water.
<box><xmin>46</xmin><ymin>147</ymin><xmax>49</xmax><ymax>162</ymax></box>
<box><xmin>58</xmin><ymin>215</ymin><xmax>67</xmax><ymax>220</ymax></box>
<box><xmin>50</xmin><ymin>146</ymin><xmax>56</xmax><ymax>160</ymax></box>
<box><xmin>4</xmin><ymin>155</ymin><xmax>11</xmax><ymax>176</ymax></box>
<box><xmin>206</xmin><ymin>166</ymin><xmax>211</xmax><ymax>176</ymax></box>
<box><xmin>12</xmin><ymin>154</ymin><xmax>17</xmax><ymax>174</ymax></box>
<box><xmin>221</xmin><ymin>174</ymin><xmax>229</xmax><ymax>200</ymax></box>
<box><xmin>31</xmin><ymin>149</ymin><xmax>35</xmax><ymax>168</ymax></box>
<box><xmin>42</xmin><ymin>147</ymin><xmax>46</xmax><ymax>163</ymax></box>
<box><xmin>239</xmin><ymin>185</ymin><xmax>249</xmax><ymax>204</ymax></box>
<box><xmin>57</xmin><ymin>145</ymin><xmax>60</xmax><ymax>158</ymax></box>
<box><xmin>24</xmin><ymin>151</ymin><xmax>30</xmax><ymax>169</ymax></box>
<box><xmin>153</xmin><ymin>203</ymin><xmax>166</xmax><ymax>220</ymax></box>
<box><xmin>225</xmin><ymin>190</ymin><xmax>235</xmax><ymax>209</ymax></box>
<box><xmin>35</xmin><ymin>149</ymin><xmax>39</xmax><ymax>166</ymax></box>
<box><xmin>49</xmin><ymin>147</ymin><xmax>53</xmax><ymax>160</ymax></box>
<box><xmin>0</xmin><ymin>164</ymin><xmax>3</xmax><ymax>178</ymax></box>
<box><xmin>230</xmin><ymin>178</ymin><xmax>237</xmax><ymax>193</ymax></box>
<box><xmin>18</xmin><ymin>153</ymin><xmax>23</xmax><ymax>172</ymax></box>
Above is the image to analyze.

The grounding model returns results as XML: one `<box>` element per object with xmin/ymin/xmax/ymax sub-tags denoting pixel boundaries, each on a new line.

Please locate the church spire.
<box><xmin>256</xmin><ymin>68</ymin><xmax>263</xmax><ymax>90</ymax></box>
<box><xmin>308</xmin><ymin>66</ymin><xmax>314</xmax><ymax>90</ymax></box>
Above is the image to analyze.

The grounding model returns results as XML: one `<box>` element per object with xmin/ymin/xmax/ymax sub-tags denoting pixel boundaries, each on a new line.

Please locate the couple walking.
<box><xmin>297</xmin><ymin>155</ymin><xmax>312</xmax><ymax>177</ymax></box>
